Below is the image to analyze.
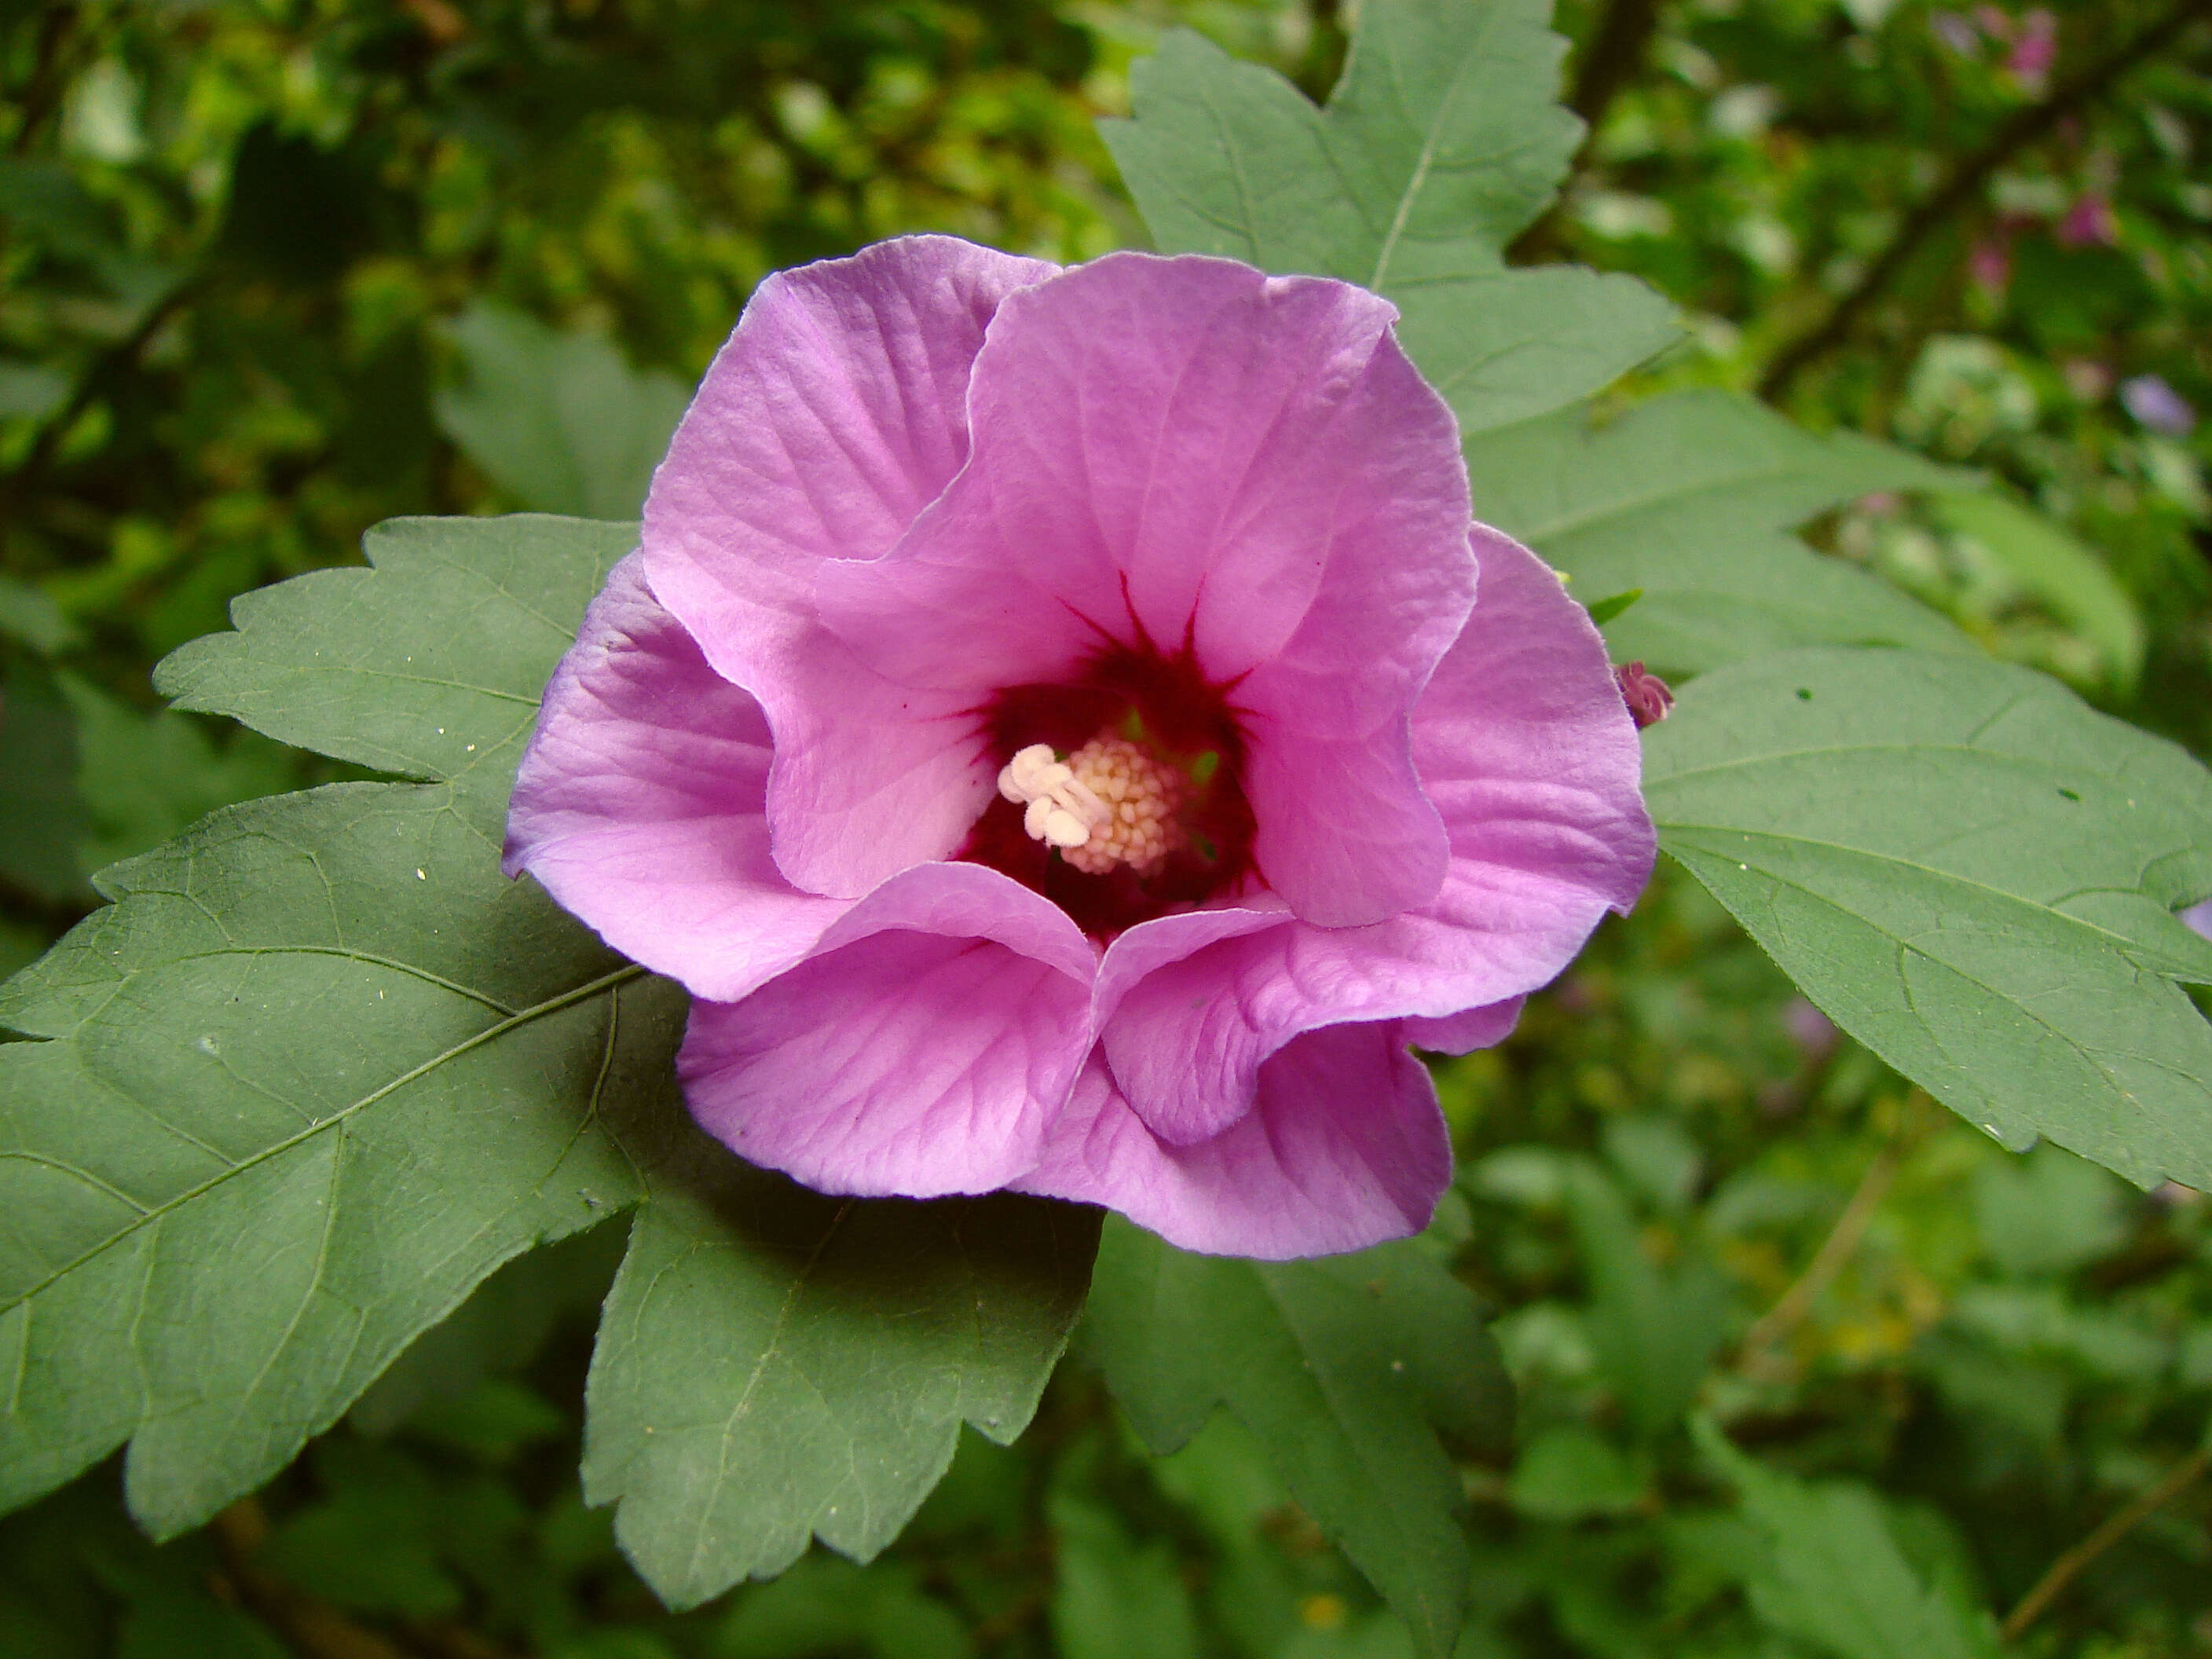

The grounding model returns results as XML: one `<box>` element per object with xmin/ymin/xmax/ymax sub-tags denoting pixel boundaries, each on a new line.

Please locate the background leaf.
<box><xmin>1463</xmin><ymin>392</ymin><xmax>1973</xmax><ymax>674</ymax></box>
<box><xmin>58</xmin><ymin>673</ymin><xmax>296</xmax><ymax>874</ymax></box>
<box><xmin>716</xmin><ymin>1552</ymin><xmax>969</xmax><ymax>1659</ymax></box>
<box><xmin>1694</xmin><ymin>1419</ymin><xmax>2003</xmax><ymax>1659</ymax></box>
<box><xmin>1506</xmin><ymin>1425</ymin><xmax>1646</xmax><ymax>1521</ymax></box>
<box><xmin>0</xmin><ymin>576</ymin><xmax>80</xmax><ymax>657</ymax></box>
<box><xmin>1931</xmin><ymin>489</ymin><xmax>2148</xmax><ymax>693</ymax></box>
<box><xmin>584</xmin><ymin>1101</ymin><xmax>1097</xmax><ymax>1609</ymax></box>
<box><xmin>1101</xmin><ymin>3</ymin><xmax>1679</xmax><ymax>436</ymax></box>
<box><xmin>1646</xmin><ymin>646</ymin><xmax>2212</xmax><ymax>1185</ymax></box>
<box><xmin>434</xmin><ymin>302</ymin><xmax>690</xmax><ymax>520</ymax></box>
<box><xmin>1048</xmin><ymin>1490</ymin><xmax>1203</xmax><ymax>1659</ymax></box>
<box><xmin>1562</xmin><ymin>1162</ymin><xmax>1727</xmax><ymax>1439</ymax></box>
<box><xmin>1083</xmin><ymin>1217</ymin><xmax>1512</xmax><ymax>1659</ymax></box>
<box><xmin>0</xmin><ymin>658</ymin><xmax>89</xmax><ymax>906</ymax></box>
<box><xmin>5</xmin><ymin>514</ymin><xmax>1097</xmax><ymax>1618</ymax></box>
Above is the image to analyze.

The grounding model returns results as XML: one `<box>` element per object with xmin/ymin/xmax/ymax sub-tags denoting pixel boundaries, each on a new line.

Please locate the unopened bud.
<box><xmin>1615</xmin><ymin>661</ymin><xmax>1674</xmax><ymax>728</ymax></box>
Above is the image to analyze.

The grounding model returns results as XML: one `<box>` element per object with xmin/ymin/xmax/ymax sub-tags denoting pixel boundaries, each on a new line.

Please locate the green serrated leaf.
<box><xmin>1646</xmin><ymin>646</ymin><xmax>2212</xmax><ymax>1185</ymax></box>
<box><xmin>1694</xmin><ymin>1419</ymin><xmax>2003</xmax><ymax>1659</ymax></box>
<box><xmin>1</xmin><ymin>518</ymin><xmax>668</xmax><ymax>1536</ymax></box>
<box><xmin>1393</xmin><ymin>267</ymin><xmax>1681</xmax><ymax>438</ymax></box>
<box><xmin>0</xmin><ymin>779</ymin><xmax>654</xmax><ymax>1529</ymax></box>
<box><xmin>582</xmin><ymin>1101</ymin><xmax>1097</xmax><ymax>1609</ymax></box>
<box><xmin>1102</xmin><ymin>4</ymin><xmax>1678</xmax><ymax>434</ymax></box>
<box><xmin>435</xmin><ymin>302</ymin><xmax>690</xmax><ymax>520</ymax></box>
<box><xmin>1104</xmin><ymin>0</ymin><xmax>1576</xmax><ymax>281</ymax></box>
<box><xmin>7</xmin><ymin>513</ymin><xmax>1100</xmax><ymax>1616</ymax></box>
<box><xmin>155</xmin><ymin>514</ymin><xmax>638</xmax><ymax>813</ymax></box>
<box><xmin>0</xmin><ymin>657</ymin><xmax>90</xmax><ymax>904</ymax></box>
<box><xmin>1466</xmin><ymin>392</ymin><xmax>1975</xmax><ymax>675</ymax></box>
<box><xmin>1084</xmin><ymin>1217</ymin><xmax>1511</xmax><ymax>1659</ymax></box>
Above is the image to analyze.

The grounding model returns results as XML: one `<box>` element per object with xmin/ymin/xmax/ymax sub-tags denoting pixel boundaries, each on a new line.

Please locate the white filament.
<box><xmin>997</xmin><ymin>744</ymin><xmax>1109</xmax><ymax>849</ymax></box>
<box><xmin>997</xmin><ymin>738</ymin><xmax>1187</xmax><ymax>875</ymax></box>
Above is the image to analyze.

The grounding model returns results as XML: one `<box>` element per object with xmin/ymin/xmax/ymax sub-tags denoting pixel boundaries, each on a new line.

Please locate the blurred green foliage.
<box><xmin>3</xmin><ymin>0</ymin><xmax>2210</xmax><ymax>1655</ymax></box>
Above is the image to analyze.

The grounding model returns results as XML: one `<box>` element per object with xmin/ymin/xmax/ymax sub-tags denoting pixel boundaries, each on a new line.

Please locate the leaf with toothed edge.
<box><xmin>1645</xmin><ymin>646</ymin><xmax>2212</xmax><ymax>1187</ymax></box>
<box><xmin>1082</xmin><ymin>1218</ymin><xmax>1512</xmax><ymax>1659</ymax></box>
<box><xmin>584</xmin><ymin>1112</ymin><xmax>1101</xmax><ymax>1608</ymax></box>
<box><xmin>154</xmin><ymin>514</ymin><xmax>639</xmax><ymax>815</ymax></box>
<box><xmin>1465</xmin><ymin>392</ymin><xmax>1976</xmax><ymax>676</ymax></box>
<box><xmin>1101</xmin><ymin>0</ymin><xmax>1681</xmax><ymax>438</ymax></box>
<box><xmin>0</xmin><ymin>512</ymin><xmax>1098</xmax><ymax>1613</ymax></box>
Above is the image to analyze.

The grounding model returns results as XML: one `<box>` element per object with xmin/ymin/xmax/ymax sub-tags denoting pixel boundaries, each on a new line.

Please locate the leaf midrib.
<box><xmin>1514</xmin><ymin>456</ymin><xmax>1874</xmax><ymax>545</ymax></box>
<box><xmin>1672</xmin><ymin>837</ymin><xmax>2212</xmax><ymax>1169</ymax></box>
<box><xmin>1656</xmin><ymin>821</ymin><xmax>2168</xmax><ymax>959</ymax></box>
<box><xmin>2</xmin><ymin>961</ymin><xmax>645</xmax><ymax>1313</ymax></box>
<box><xmin>1254</xmin><ymin>1267</ymin><xmax>1456</xmax><ymax>1651</ymax></box>
<box><xmin>1648</xmin><ymin>734</ymin><xmax>2165</xmax><ymax>793</ymax></box>
<box><xmin>1363</xmin><ymin>0</ymin><xmax>1506</xmax><ymax>292</ymax></box>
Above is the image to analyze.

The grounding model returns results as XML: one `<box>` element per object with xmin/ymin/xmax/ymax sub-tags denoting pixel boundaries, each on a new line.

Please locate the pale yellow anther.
<box><xmin>996</xmin><ymin>736</ymin><xmax>1188</xmax><ymax>876</ymax></box>
<box><xmin>1060</xmin><ymin>735</ymin><xmax>1188</xmax><ymax>877</ymax></box>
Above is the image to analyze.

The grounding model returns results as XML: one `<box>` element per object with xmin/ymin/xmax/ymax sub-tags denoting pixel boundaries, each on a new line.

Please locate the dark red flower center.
<box><xmin>961</xmin><ymin>644</ymin><xmax>1256</xmax><ymax>938</ymax></box>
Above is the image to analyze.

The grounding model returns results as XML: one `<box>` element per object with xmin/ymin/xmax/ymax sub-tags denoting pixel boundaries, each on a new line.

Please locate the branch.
<box><xmin>1756</xmin><ymin>0</ymin><xmax>2210</xmax><ymax>403</ymax></box>
<box><xmin>1507</xmin><ymin>0</ymin><xmax>1666</xmax><ymax>262</ymax></box>
<box><xmin>0</xmin><ymin>274</ymin><xmax>202</xmax><ymax>515</ymax></box>
<box><xmin>9</xmin><ymin>4</ymin><xmax>82</xmax><ymax>158</ymax></box>
<box><xmin>211</xmin><ymin>1501</ymin><xmax>416</xmax><ymax>1659</ymax></box>
<box><xmin>1294</xmin><ymin>0</ymin><xmax>1350</xmax><ymax>106</ymax></box>
<box><xmin>1999</xmin><ymin>1447</ymin><xmax>2212</xmax><ymax>1641</ymax></box>
<box><xmin>1736</xmin><ymin>1094</ymin><xmax>1925</xmax><ymax>1364</ymax></box>
<box><xmin>1568</xmin><ymin>0</ymin><xmax>1665</xmax><ymax>127</ymax></box>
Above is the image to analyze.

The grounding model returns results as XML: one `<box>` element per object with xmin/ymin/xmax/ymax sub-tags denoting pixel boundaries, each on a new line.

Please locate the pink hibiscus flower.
<box><xmin>504</xmin><ymin>236</ymin><xmax>1655</xmax><ymax>1258</ymax></box>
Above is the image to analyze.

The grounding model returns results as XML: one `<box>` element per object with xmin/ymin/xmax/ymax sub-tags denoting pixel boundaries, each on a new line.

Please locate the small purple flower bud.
<box><xmin>1968</xmin><ymin>237</ymin><xmax>2012</xmax><ymax>293</ymax></box>
<box><xmin>2005</xmin><ymin>9</ymin><xmax>2056</xmax><ymax>84</ymax></box>
<box><xmin>2122</xmin><ymin>374</ymin><xmax>2197</xmax><ymax>437</ymax></box>
<box><xmin>1783</xmin><ymin>996</ymin><xmax>1840</xmax><ymax>1060</ymax></box>
<box><xmin>2181</xmin><ymin>898</ymin><xmax>2212</xmax><ymax>941</ymax></box>
<box><xmin>2056</xmin><ymin>194</ymin><xmax>2116</xmax><ymax>247</ymax></box>
<box><xmin>1615</xmin><ymin>661</ymin><xmax>1674</xmax><ymax>728</ymax></box>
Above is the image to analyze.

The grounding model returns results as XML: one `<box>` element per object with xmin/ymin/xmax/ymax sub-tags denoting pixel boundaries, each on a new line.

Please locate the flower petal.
<box><xmin>1412</xmin><ymin>525</ymin><xmax>1655</xmax><ymax>925</ymax></box>
<box><xmin>679</xmin><ymin>862</ymin><xmax>1097</xmax><ymax>1198</ymax></box>
<box><xmin>502</xmin><ymin>552</ymin><xmax>844</xmax><ymax>1002</ymax></box>
<box><xmin>1404</xmin><ymin>998</ymin><xmax>1527</xmax><ymax>1054</ymax></box>
<box><xmin>1094</xmin><ymin>903</ymin><xmax>1293</xmax><ymax>1146</ymax></box>
<box><xmin>813</xmin><ymin>251</ymin><xmax>1474</xmax><ymax>924</ymax></box>
<box><xmin>646</xmin><ymin>234</ymin><xmax>1057</xmax><ymax>639</ymax></box>
<box><xmin>1096</xmin><ymin>526</ymin><xmax>1653</xmax><ymax>1135</ymax></box>
<box><xmin>1240</xmin><ymin>723</ymin><xmax>1448</xmax><ymax>928</ymax></box>
<box><xmin>643</xmin><ymin>236</ymin><xmax>1057</xmax><ymax>897</ymax></box>
<box><xmin>1014</xmin><ymin>1022</ymin><xmax>1451</xmax><ymax>1260</ymax></box>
